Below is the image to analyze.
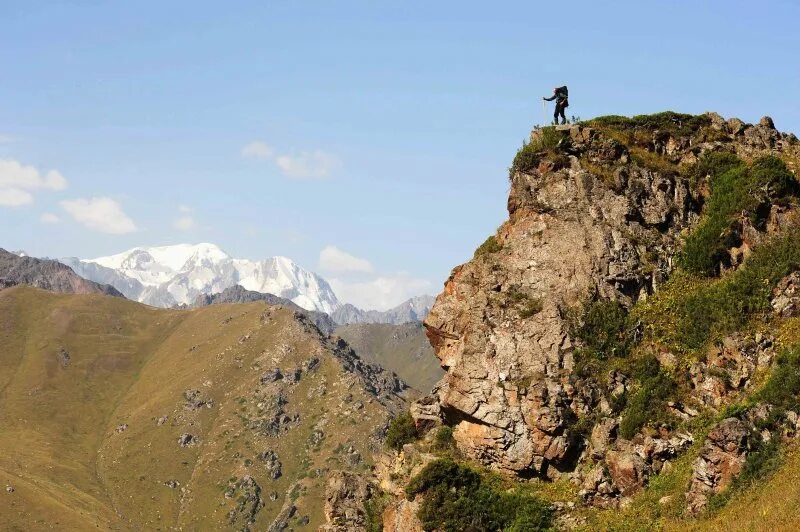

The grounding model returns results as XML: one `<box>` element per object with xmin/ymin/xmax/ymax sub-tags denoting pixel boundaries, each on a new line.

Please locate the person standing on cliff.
<box><xmin>543</xmin><ymin>86</ymin><xmax>569</xmax><ymax>125</ymax></box>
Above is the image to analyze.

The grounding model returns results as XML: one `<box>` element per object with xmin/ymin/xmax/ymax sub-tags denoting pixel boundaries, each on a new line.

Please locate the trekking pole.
<box><xmin>542</xmin><ymin>99</ymin><xmax>546</xmax><ymax>127</ymax></box>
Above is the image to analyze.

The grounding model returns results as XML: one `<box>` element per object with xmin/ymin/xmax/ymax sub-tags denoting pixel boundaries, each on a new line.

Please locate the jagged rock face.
<box><xmin>424</xmin><ymin>125</ymin><xmax>697</xmax><ymax>474</ymax></box>
<box><xmin>321</xmin><ymin>471</ymin><xmax>376</xmax><ymax>532</ymax></box>
<box><xmin>772</xmin><ymin>272</ymin><xmax>800</xmax><ymax>317</ymax></box>
<box><xmin>689</xmin><ymin>333</ymin><xmax>775</xmax><ymax>408</ymax></box>
<box><xmin>423</xmin><ymin>115</ymin><xmax>800</xmax><ymax>476</ymax></box>
<box><xmin>686</xmin><ymin>417</ymin><xmax>751</xmax><ymax>515</ymax></box>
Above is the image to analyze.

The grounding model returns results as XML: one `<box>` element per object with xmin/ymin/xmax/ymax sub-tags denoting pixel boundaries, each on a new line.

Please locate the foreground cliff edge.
<box><xmin>348</xmin><ymin>112</ymin><xmax>800</xmax><ymax>531</ymax></box>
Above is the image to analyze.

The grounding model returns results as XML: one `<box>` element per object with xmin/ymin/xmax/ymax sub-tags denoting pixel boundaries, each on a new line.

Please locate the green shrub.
<box><xmin>364</xmin><ymin>491</ymin><xmax>391</xmax><ymax>532</ymax></box>
<box><xmin>573</xmin><ymin>299</ymin><xmax>631</xmax><ymax>360</ymax></box>
<box><xmin>619</xmin><ymin>355</ymin><xmax>677</xmax><ymax>438</ymax></box>
<box><xmin>589</xmin><ymin>112</ymin><xmax>711</xmax><ymax>138</ymax></box>
<box><xmin>506</xmin><ymin>287</ymin><xmax>543</xmax><ymax>319</ymax></box>
<box><xmin>385</xmin><ymin>412</ymin><xmax>418</xmax><ymax>451</ymax></box>
<box><xmin>680</xmin><ymin>155</ymin><xmax>796</xmax><ymax>276</ymax></box>
<box><xmin>405</xmin><ymin>458</ymin><xmax>553</xmax><ymax>531</ymax></box>
<box><xmin>509</xmin><ymin>127</ymin><xmax>563</xmax><ymax>178</ymax></box>
<box><xmin>674</xmin><ymin>227</ymin><xmax>800</xmax><ymax>349</ymax></box>
<box><xmin>755</xmin><ymin>347</ymin><xmax>800</xmax><ymax>414</ymax></box>
<box><xmin>475</xmin><ymin>235</ymin><xmax>502</xmax><ymax>257</ymax></box>
<box><xmin>430</xmin><ymin>426</ymin><xmax>456</xmax><ymax>453</ymax></box>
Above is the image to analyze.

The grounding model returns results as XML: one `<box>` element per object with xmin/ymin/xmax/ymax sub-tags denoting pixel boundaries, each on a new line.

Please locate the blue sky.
<box><xmin>1</xmin><ymin>1</ymin><xmax>798</xmax><ymax>309</ymax></box>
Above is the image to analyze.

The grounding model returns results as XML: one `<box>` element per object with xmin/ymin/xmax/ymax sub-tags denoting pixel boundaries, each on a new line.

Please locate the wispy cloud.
<box><xmin>241</xmin><ymin>141</ymin><xmax>340</xmax><ymax>179</ymax></box>
<box><xmin>0</xmin><ymin>158</ymin><xmax>68</xmax><ymax>208</ymax></box>
<box><xmin>40</xmin><ymin>212</ymin><xmax>61</xmax><ymax>224</ymax></box>
<box><xmin>241</xmin><ymin>141</ymin><xmax>274</xmax><ymax>160</ymax></box>
<box><xmin>0</xmin><ymin>188</ymin><xmax>34</xmax><ymax>207</ymax></box>
<box><xmin>60</xmin><ymin>197</ymin><xmax>137</xmax><ymax>234</ymax></box>
<box><xmin>319</xmin><ymin>245</ymin><xmax>374</xmax><ymax>274</ymax></box>
<box><xmin>173</xmin><ymin>205</ymin><xmax>196</xmax><ymax>230</ymax></box>
<box><xmin>275</xmin><ymin>150</ymin><xmax>339</xmax><ymax>179</ymax></box>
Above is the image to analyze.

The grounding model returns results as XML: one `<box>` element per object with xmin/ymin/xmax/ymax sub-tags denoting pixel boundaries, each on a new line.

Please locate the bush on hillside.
<box><xmin>385</xmin><ymin>412</ymin><xmax>418</xmax><ymax>451</ymax></box>
<box><xmin>675</xmin><ymin>227</ymin><xmax>800</xmax><ymax>350</ymax></box>
<box><xmin>405</xmin><ymin>458</ymin><xmax>553</xmax><ymax>531</ymax></box>
<box><xmin>573</xmin><ymin>299</ymin><xmax>631</xmax><ymax>360</ymax></box>
<box><xmin>619</xmin><ymin>355</ymin><xmax>677</xmax><ymax>438</ymax></box>
<box><xmin>680</xmin><ymin>155</ymin><xmax>797</xmax><ymax>276</ymax></box>
<box><xmin>590</xmin><ymin>112</ymin><xmax>711</xmax><ymax>138</ymax></box>
<box><xmin>509</xmin><ymin>127</ymin><xmax>563</xmax><ymax>179</ymax></box>
<box><xmin>474</xmin><ymin>235</ymin><xmax>502</xmax><ymax>257</ymax></box>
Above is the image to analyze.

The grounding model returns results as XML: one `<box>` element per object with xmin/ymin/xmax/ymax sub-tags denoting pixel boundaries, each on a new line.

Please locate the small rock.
<box><xmin>164</xmin><ymin>480</ymin><xmax>180</xmax><ymax>489</ymax></box>
<box><xmin>157</xmin><ymin>415</ymin><xmax>168</xmax><ymax>426</ymax></box>
<box><xmin>115</xmin><ymin>423</ymin><xmax>128</xmax><ymax>433</ymax></box>
<box><xmin>178</xmin><ymin>433</ymin><xmax>197</xmax><ymax>447</ymax></box>
<box><xmin>6</xmin><ymin>485</ymin><xmax>14</xmax><ymax>493</ymax></box>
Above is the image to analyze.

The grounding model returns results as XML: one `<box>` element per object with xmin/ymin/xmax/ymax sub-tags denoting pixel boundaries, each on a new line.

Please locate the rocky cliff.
<box><xmin>378</xmin><ymin>112</ymin><xmax>800</xmax><ymax>528</ymax></box>
<box><xmin>423</xmin><ymin>113</ymin><xmax>799</xmax><ymax>476</ymax></box>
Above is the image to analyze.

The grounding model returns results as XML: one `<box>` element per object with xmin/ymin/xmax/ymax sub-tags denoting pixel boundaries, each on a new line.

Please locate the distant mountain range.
<box><xmin>61</xmin><ymin>243</ymin><xmax>340</xmax><ymax>312</ymax></box>
<box><xmin>0</xmin><ymin>248</ymin><xmax>121</xmax><ymax>296</ymax></box>
<box><xmin>56</xmin><ymin>243</ymin><xmax>434</xmax><ymax>324</ymax></box>
<box><xmin>330</xmin><ymin>295</ymin><xmax>435</xmax><ymax>325</ymax></box>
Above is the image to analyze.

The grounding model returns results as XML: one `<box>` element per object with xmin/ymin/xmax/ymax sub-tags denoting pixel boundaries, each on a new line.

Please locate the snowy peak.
<box><xmin>64</xmin><ymin>243</ymin><xmax>340</xmax><ymax>313</ymax></box>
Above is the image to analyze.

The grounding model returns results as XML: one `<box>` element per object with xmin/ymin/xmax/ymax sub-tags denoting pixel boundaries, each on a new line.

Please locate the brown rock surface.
<box><xmin>423</xmin><ymin>114</ymin><xmax>800</xmax><ymax>477</ymax></box>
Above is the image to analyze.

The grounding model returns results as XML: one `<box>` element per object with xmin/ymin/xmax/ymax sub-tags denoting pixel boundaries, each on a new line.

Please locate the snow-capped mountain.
<box><xmin>61</xmin><ymin>243</ymin><xmax>340</xmax><ymax>313</ymax></box>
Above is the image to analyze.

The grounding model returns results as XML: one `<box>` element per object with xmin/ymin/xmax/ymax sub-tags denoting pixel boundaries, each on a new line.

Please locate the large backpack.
<box><xmin>556</xmin><ymin>86</ymin><xmax>569</xmax><ymax>107</ymax></box>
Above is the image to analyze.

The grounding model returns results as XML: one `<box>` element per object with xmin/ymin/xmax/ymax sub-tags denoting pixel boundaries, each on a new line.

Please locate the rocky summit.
<box><xmin>422</xmin><ymin>112</ymin><xmax>799</xmax><ymax>476</ymax></box>
<box><xmin>349</xmin><ymin>111</ymin><xmax>800</xmax><ymax>531</ymax></box>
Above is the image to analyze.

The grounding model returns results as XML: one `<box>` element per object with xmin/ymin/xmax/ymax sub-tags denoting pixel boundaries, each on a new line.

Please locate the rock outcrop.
<box><xmin>422</xmin><ymin>113</ymin><xmax>800</xmax><ymax>478</ymax></box>
<box><xmin>685</xmin><ymin>417</ymin><xmax>751</xmax><ymax>515</ymax></box>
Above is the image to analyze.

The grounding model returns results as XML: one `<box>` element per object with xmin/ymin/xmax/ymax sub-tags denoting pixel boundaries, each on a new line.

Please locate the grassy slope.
<box><xmin>0</xmin><ymin>286</ymin><xmax>391</xmax><ymax>530</ymax></box>
<box><xmin>336</xmin><ymin>322</ymin><xmax>444</xmax><ymax>393</ymax></box>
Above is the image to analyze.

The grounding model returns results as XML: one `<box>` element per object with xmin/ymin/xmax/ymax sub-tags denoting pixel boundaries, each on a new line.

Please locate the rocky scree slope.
<box><xmin>404</xmin><ymin>112</ymin><xmax>800</xmax><ymax>525</ymax></box>
<box><xmin>0</xmin><ymin>286</ymin><xmax>407</xmax><ymax>530</ymax></box>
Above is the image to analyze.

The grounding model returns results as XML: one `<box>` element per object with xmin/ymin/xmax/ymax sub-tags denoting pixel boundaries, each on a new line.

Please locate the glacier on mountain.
<box><xmin>61</xmin><ymin>243</ymin><xmax>340</xmax><ymax>313</ymax></box>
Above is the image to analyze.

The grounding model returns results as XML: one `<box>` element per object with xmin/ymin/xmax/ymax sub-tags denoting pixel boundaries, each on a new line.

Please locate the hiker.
<box><xmin>543</xmin><ymin>86</ymin><xmax>569</xmax><ymax>125</ymax></box>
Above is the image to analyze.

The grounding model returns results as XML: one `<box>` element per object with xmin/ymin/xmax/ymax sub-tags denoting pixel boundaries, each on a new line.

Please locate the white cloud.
<box><xmin>0</xmin><ymin>159</ymin><xmax>68</xmax><ymax>191</ymax></box>
<box><xmin>0</xmin><ymin>188</ymin><xmax>34</xmax><ymax>207</ymax></box>
<box><xmin>241</xmin><ymin>141</ymin><xmax>340</xmax><ymax>179</ymax></box>
<box><xmin>275</xmin><ymin>150</ymin><xmax>339</xmax><ymax>179</ymax></box>
<box><xmin>173</xmin><ymin>205</ymin><xmax>196</xmax><ymax>230</ymax></box>
<box><xmin>0</xmin><ymin>159</ymin><xmax>68</xmax><ymax>208</ymax></box>
<box><xmin>174</xmin><ymin>215</ymin><xmax>195</xmax><ymax>230</ymax></box>
<box><xmin>319</xmin><ymin>245</ymin><xmax>374</xmax><ymax>274</ymax></box>
<box><xmin>241</xmin><ymin>141</ymin><xmax>274</xmax><ymax>160</ymax></box>
<box><xmin>60</xmin><ymin>197</ymin><xmax>137</xmax><ymax>234</ymax></box>
<box><xmin>329</xmin><ymin>274</ymin><xmax>433</xmax><ymax>311</ymax></box>
<box><xmin>0</xmin><ymin>135</ymin><xmax>15</xmax><ymax>144</ymax></box>
<box><xmin>40</xmin><ymin>212</ymin><xmax>61</xmax><ymax>224</ymax></box>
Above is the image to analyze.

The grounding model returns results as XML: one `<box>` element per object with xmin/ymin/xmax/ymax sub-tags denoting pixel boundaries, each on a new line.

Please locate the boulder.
<box><xmin>322</xmin><ymin>471</ymin><xmax>376</xmax><ymax>531</ymax></box>
<box><xmin>686</xmin><ymin>418</ymin><xmax>750</xmax><ymax>515</ymax></box>
<box><xmin>772</xmin><ymin>272</ymin><xmax>800</xmax><ymax>317</ymax></box>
